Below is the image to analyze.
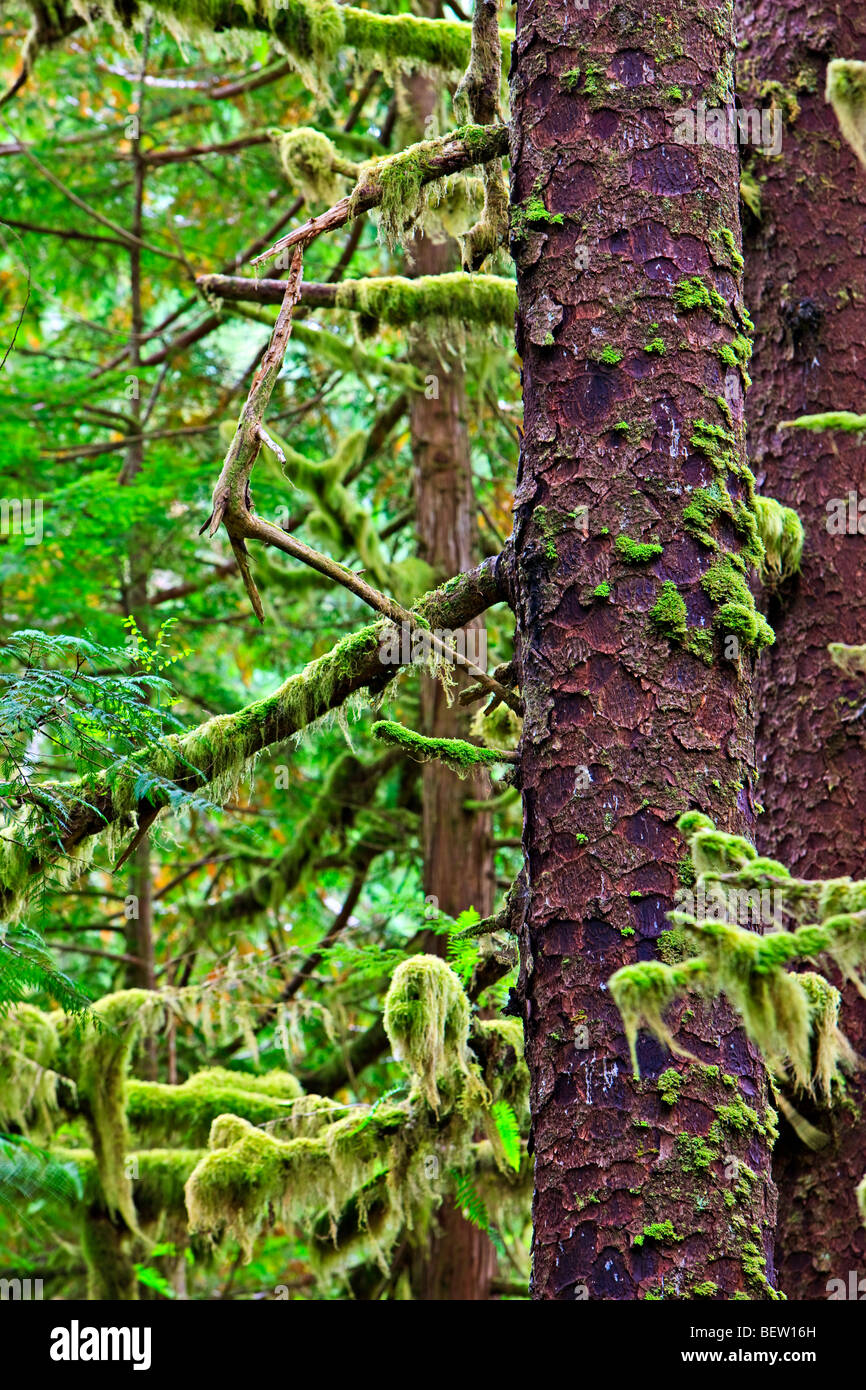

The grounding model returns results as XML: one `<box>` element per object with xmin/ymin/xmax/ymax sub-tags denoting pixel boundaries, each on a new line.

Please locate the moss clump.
<box><xmin>371</xmin><ymin>720</ymin><xmax>510</xmax><ymax>777</ymax></box>
<box><xmin>612</xmin><ymin>421</ymin><xmax>630</xmax><ymax>434</ymax></box>
<box><xmin>615</xmin><ymin>535</ymin><xmax>663</xmax><ymax>564</ymax></box>
<box><xmin>741</xmin><ymin>1240</ymin><xmax>783</xmax><ymax>1299</ymax></box>
<box><xmin>575</xmin><ymin>832</ymin><xmax>588</xmax><ymax>844</ymax></box>
<box><xmin>665</xmin><ymin>86</ymin><xmax>683</xmax><ymax>102</ymax></box>
<box><xmin>583</xmin><ymin>62</ymin><xmax>608</xmax><ymax>100</ymax></box>
<box><xmin>711</xmin><ymin>226</ymin><xmax>745</xmax><ymax>273</ymax></box>
<box><xmin>826</xmin><ymin>60</ymin><xmax>866</xmax><ymax>168</ymax></box>
<box><xmin>691</xmin><ymin>1281</ymin><xmax>719</xmax><ymax>1297</ymax></box>
<box><xmin>643</xmin><ymin>336</ymin><xmax>666</xmax><ymax>355</ymax></box>
<box><xmin>673</xmin><ymin>276</ymin><xmax>729</xmax><ymax>323</ymax></box>
<box><xmin>685</xmin><ymin>627</ymin><xmax>715</xmax><ymax>666</ymax></box>
<box><xmin>127</xmin><ymin>1068</ymin><xmax>303</xmax><ymax>1146</ymax></box>
<box><xmin>561</xmin><ymin>66</ymin><xmax>582</xmax><ymax>91</ymax></box>
<box><xmin>349</xmin><ymin>126</ymin><xmax>498</xmax><ymax>250</ymax></box>
<box><xmin>511</xmin><ymin>189</ymin><xmax>563</xmax><ymax>240</ymax></box>
<box><xmin>634</xmin><ymin>1219</ymin><xmax>682</xmax><ymax>1247</ymax></box>
<box><xmin>650</xmin><ymin>581</ymin><xmax>687</xmax><ymax>638</ymax></box>
<box><xmin>591</xmin><ymin>581</ymin><xmax>611</xmax><ymax>599</ymax></box>
<box><xmin>675</xmin><ymin>1133</ymin><xmax>719</xmax><ymax>1172</ymax></box>
<box><xmin>657</xmin><ymin>1068</ymin><xmax>683</xmax><ymax>1106</ymax></box>
<box><xmin>700</xmin><ymin>557</ymin><xmax>775</xmax><ymax>653</ymax></box>
<box><xmin>597</xmin><ymin>345</ymin><xmax>624</xmax><ymax>365</ymax></box>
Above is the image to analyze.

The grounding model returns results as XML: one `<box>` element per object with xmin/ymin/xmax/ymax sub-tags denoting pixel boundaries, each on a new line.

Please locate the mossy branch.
<box><xmin>371</xmin><ymin>720</ymin><xmax>518</xmax><ymax>777</ymax></box>
<box><xmin>781</xmin><ymin>410</ymin><xmax>866</xmax><ymax>433</ymax></box>
<box><xmin>0</xmin><ymin>556</ymin><xmax>506</xmax><ymax>919</ymax></box>
<box><xmin>26</xmin><ymin>1</ymin><xmax>514</xmax><ymax>77</ymax></box>
<box><xmin>198</xmin><ymin>271</ymin><xmax>517</xmax><ymax>330</ymax></box>
<box><xmin>252</xmin><ymin>123</ymin><xmax>509</xmax><ymax>265</ymax></box>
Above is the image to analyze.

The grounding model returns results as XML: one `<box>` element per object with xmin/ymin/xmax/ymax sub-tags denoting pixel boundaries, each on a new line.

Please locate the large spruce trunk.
<box><xmin>741</xmin><ymin>0</ymin><xmax>866</xmax><ymax>1298</ymax></box>
<box><xmin>510</xmin><ymin>0</ymin><xmax>778</xmax><ymax>1299</ymax></box>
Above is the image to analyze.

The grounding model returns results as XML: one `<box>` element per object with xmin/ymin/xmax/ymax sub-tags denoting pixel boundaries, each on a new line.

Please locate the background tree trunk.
<box><xmin>741</xmin><ymin>0</ymin><xmax>866</xmax><ymax>1298</ymax></box>
<box><xmin>511</xmin><ymin>0</ymin><xmax>778</xmax><ymax>1299</ymax></box>
<box><xmin>402</xmin><ymin>57</ymin><xmax>497</xmax><ymax>1302</ymax></box>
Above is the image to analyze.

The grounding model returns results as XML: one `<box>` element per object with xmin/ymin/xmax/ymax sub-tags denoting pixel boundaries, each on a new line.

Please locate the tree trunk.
<box><xmin>741</xmin><ymin>0</ymin><xmax>866</xmax><ymax>1298</ymax></box>
<box><xmin>402</xmin><ymin>61</ymin><xmax>497</xmax><ymax>1304</ymax></box>
<box><xmin>510</xmin><ymin>0</ymin><xmax>778</xmax><ymax>1299</ymax></box>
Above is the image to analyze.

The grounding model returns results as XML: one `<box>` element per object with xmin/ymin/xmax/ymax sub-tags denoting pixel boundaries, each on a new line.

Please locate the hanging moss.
<box><xmin>270</xmin><ymin>126</ymin><xmax>358</xmax><ymax>203</ymax></box>
<box><xmin>0</xmin><ymin>1003</ymin><xmax>63</xmax><ymax>1135</ymax></box>
<box><xmin>184</xmin><ymin>954</ymin><xmax>508</xmax><ymax>1265</ymax></box>
<box><xmin>753</xmin><ymin>497</ymin><xmax>804</xmax><ymax>583</ymax></box>
<box><xmin>333</xmin><ymin>274</ymin><xmax>516</xmax><ymax>333</ymax></box>
<box><xmin>89</xmin><ymin>0</ymin><xmax>500</xmax><ymax>75</ymax></box>
<box><xmin>611</xmin><ymin>814</ymin><xmax>863</xmax><ymax>1096</ymax></box>
<box><xmin>127</xmin><ymin>1068</ymin><xmax>303</xmax><ymax>1146</ymax></box>
<box><xmin>826</xmin><ymin>59</ymin><xmax>866</xmax><ymax>169</ymax></box>
<box><xmin>383</xmin><ymin>955</ymin><xmax>478</xmax><ymax>1112</ymax></box>
<box><xmin>61</xmin><ymin>989</ymin><xmax>164</xmax><ymax>1231</ymax></box>
<box><xmin>348</xmin><ymin>127</ymin><xmax>497</xmax><ymax>251</ymax></box>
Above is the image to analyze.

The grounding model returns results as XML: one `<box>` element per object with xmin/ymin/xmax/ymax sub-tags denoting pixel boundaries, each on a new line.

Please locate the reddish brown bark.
<box><xmin>409</xmin><ymin>233</ymin><xmax>496</xmax><ymax>934</ymax></box>
<box><xmin>740</xmin><ymin>0</ymin><xmax>866</xmax><ymax>1298</ymax></box>
<box><xmin>402</xmin><ymin>62</ymin><xmax>497</xmax><ymax>1303</ymax></box>
<box><xmin>510</xmin><ymin>0</ymin><xmax>778</xmax><ymax>1299</ymax></box>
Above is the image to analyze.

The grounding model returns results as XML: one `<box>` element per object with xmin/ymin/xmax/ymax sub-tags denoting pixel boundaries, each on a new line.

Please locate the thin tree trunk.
<box><xmin>402</xmin><ymin>51</ymin><xmax>497</xmax><ymax>1304</ymax></box>
<box><xmin>511</xmin><ymin>0</ymin><xmax>778</xmax><ymax>1299</ymax></box>
<box><xmin>741</xmin><ymin>0</ymin><xmax>866</xmax><ymax>1298</ymax></box>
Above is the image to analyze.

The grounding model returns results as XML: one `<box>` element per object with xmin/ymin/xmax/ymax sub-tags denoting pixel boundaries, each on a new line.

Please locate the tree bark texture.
<box><xmin>511</xmin><ymin>0</ymin><xmax>779</xmax><ymax>1300</ymax></box>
